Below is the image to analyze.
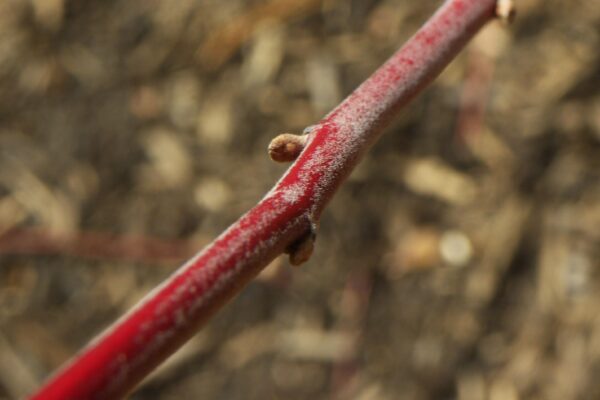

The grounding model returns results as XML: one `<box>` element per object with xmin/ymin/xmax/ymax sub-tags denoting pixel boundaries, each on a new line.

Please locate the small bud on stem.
<box><xmin>268</xmin><ymin>133</ymin><xmax>309</xmax><ymax>163</ymax></box>
<box><xmin>285</xmin><ymin>220</ymin><xmax>318</xmax><ymax>266</ymax></box>
<box><xmin>496</xmin><ymin>0</ymin><xmax>516</xmax><ymax>24</ymax></box>
<box><xmin>286</xmin><ymin>233</ymin><xmax>314</xmax><ymax>266</ymax></box>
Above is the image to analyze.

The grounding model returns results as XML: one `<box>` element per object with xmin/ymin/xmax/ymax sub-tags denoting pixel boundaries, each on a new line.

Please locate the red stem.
<box><xmin>30</xmin><ymin>1</ymin><xmax>497</xmax><ymax>398</ymax></box>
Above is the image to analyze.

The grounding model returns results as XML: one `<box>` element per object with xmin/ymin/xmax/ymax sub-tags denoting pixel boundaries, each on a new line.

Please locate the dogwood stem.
<box><xmin>30</xmin><ymin>1</ymin><xmax>500</xmax><ymax>398</ymax></box>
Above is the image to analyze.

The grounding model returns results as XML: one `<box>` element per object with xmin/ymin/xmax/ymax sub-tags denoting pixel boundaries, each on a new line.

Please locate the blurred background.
<box><xmin>0</xmin><ymin>0</ymin><xmax>599</xmax><ymax>399</ymax></box>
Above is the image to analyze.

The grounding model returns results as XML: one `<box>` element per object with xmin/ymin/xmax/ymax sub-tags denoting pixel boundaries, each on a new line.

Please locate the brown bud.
<box><xmin>268</xmin><ymin>133</ymin><xmax>308</xmax><ymax>163</ymax></box>
<box><xmin>287</xmin><ymin>234</ymin><xmax>315</xmax><ymax>266</ymax></box>
<box><xmin>285</xmin><ymin>224</ymin><xmax>317</xmax><ymax>266</ymax></box>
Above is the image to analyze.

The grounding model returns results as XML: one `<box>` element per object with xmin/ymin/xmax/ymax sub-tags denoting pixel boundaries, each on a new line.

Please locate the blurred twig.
<box><xmin>0</xmin><ymin>228</ymin><xmax>199</xmax><ymax>265</ymax></box>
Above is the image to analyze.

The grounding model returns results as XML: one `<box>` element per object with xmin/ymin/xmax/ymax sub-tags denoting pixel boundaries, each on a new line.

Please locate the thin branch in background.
<box><xmin>329</xmin><ymin>270</ymin><xmax>373</xmax><ymax>399</ymax></box>
<box><xmin>456</xmin><ymin>43</ymin><xmax>496</xmax><ymax>141</ymax></box>
<box><xmin>0</xmin><ymin>227</ymin><xmax>199</xmax><ymax>265</ymax></box>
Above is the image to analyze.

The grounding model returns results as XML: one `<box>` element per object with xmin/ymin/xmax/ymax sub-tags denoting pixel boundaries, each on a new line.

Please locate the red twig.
<box><xmin>30</xmin><ymin>1</ymin><xmax>499</xmax><ymax>398</ymax></box>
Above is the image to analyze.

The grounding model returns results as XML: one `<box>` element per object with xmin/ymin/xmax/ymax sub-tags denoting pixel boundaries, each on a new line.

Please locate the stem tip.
<box><xmin>496</xmin><ymin>0</ymin><xmax>516</xmax><ymax>23</ymax></box>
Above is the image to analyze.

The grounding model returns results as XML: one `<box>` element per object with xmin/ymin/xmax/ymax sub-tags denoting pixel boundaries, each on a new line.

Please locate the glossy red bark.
<box><xmin>30</xmin><ymin>1</ymin><xmax>498</xmax><ymax>398</ymax></box>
